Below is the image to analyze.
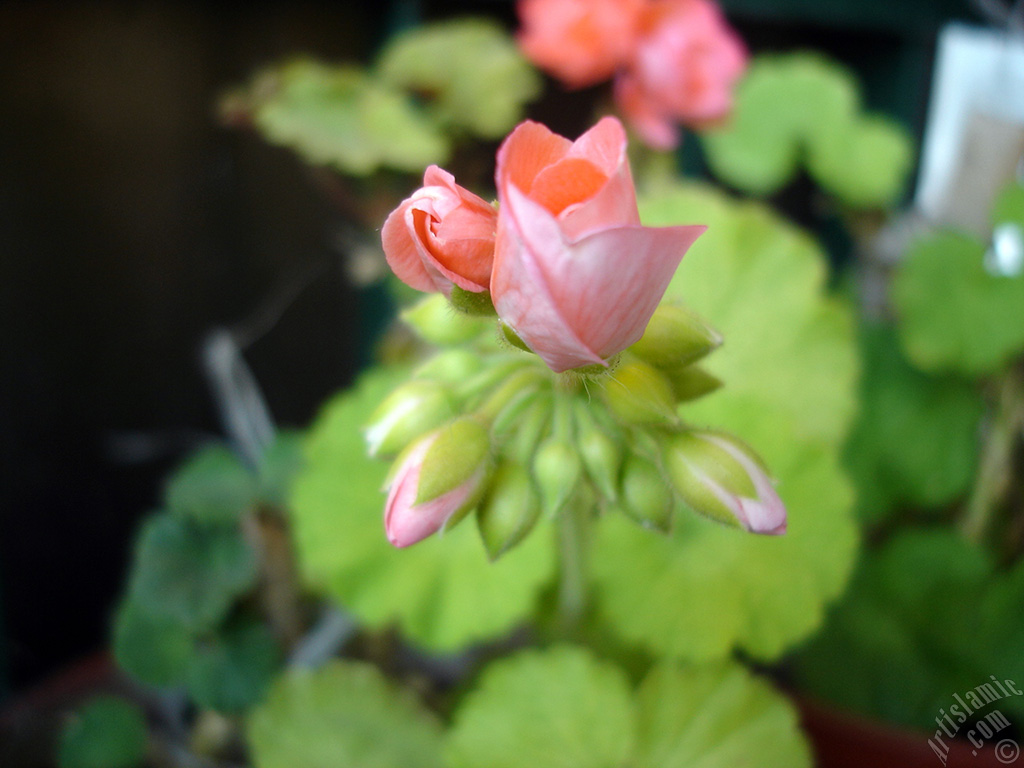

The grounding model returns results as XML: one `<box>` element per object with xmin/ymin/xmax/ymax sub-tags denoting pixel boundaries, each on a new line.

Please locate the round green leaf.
<box><xmin>843</xmin><ymin>323</ymin><xmax>983</xmax><ymax>523</ymax></box>
<box><xmin>291</xmin><ymin>367</ymin><xmax>556</xmax><ymax>651</ymax></box>
<box><xmin>633</xmin><ymin>662</ymin><xmax>812</xmax><ymax>768</ymax></box>
<box><xmin>187</xmin><ymin>622</ymin><xmax>281</xmax><ymax>713</ymax></box>
<box><xmin>112</xmin><ymin>599</ymin><xmax>195</xmax><ymax>687</ymax></box>
<box><xmin>127</xmin><ymin>513</ymin><xmax>257</xmax><ymax>633</ymax></box>
<box><xmin>58</xmin><ymin>696</ymin><xmax>147</xmax><ymax>768</ymax></box>
<box><xmin>446</xmin><ymin>646</ymin><xmax>635</xmax><ymax>768</ymax></box>
<box><xmin>165</xmin><ymin>444</ymin><xmax>256</xmax><ymax>526</ymax></box>
<box><xmin>892</xmin><ymin>230</ymin><xmax>1024</xmax><ymax>375</ymax></box>
<box><xmin>377</xmin><ymin>19</ymin><xmax>541</xmax><ymax>140</ymax></box>
<box><xmin>247</xmin><ymin>661</ymin><xmax>443</xmax><ymax>768</ymax></box>
<box><xmin>245</xmin><ymin>60</ymin><xmax>449</xmax><ymax>176</ymax></box>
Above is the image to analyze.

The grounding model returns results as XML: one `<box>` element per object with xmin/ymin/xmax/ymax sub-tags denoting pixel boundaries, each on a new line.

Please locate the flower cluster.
<box><xmin>375</xmin><ymin>117</ymin><xmax>785</xmax><ymax>553</ymax></box>
<box><xmin>517</xmin><ymin>0</ymin><xmax>748</xmax><ymax>149</ymax></box>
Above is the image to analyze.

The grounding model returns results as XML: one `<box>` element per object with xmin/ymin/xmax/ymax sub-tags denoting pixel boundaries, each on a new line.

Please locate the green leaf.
<box><xmin>701</xmin><ymin>53</ymin><xmax>912</xmax><ymax>208</ymax></box>
<box><xmin>112</xmin><ymin>599</ymin><xmax>195</xmax><ymax>687</ymax></box>
<box><xmin>445</xmin><ymin>646</ymin><xmax>635</xmax><ymax>768</ymax></box>
<box><xmin>187</xmin><ymin>621</ymin><xmax>281</xmax><ymax>713</ymax></box>
<box><xmin>58</xmin><ymin>696</ymin><xmax>147</xmax><ymax>768</ymax></box>
<box><xmin>633</xmin><ymin>663</ymin><xmax>812</xmax><ymax>768</ymax></box>
<box><xmin>794</xmin><ymin>530</ymin><xmax>1024</xmax><ymax>729</ymax></box>
<box><xmin>290</xmin><ymin>367</ymin><xmax>556</xmax><ymax>650</ymax></box>
<box><xmin>842</xmin><ymin>323</ymin><xmax>983</xmax><ymax>523</ymax></box>
<box><xmin>165</xmin><ymin>444</ymin><xmax>256</xmax><ymax>526</ymax></box>
<box><xmin>127</xmin><ymin>513</ymin><xmax>257</xmax><ymax>633</ymax></box>
<box><xmin>377</xmin><ymin>18</ymin><xmax>541</xmax><ymax>140</ymax></box>
<box><xmin>892</xmin><ymin>230</ymin><xmax>1024</xmax><ymax>375</ymax></box>
<box><xmin>243</xmin><ymin>60</ymin><xmax>449</xmax><ymax>176</ymax></box>
<box><xmin>593</xmin><ymin>183</ymin><xmax>858</xmax><ymax>662</ymax></box>
<box><xmin>247</xmin><ymin>660</ymin><xmax>444</xmax><ymax>768</ymax></box>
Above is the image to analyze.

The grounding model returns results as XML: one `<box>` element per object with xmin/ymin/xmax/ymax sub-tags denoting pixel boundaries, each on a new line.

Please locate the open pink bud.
<box><xmin>491</xmin><ymin>117</ymin><xmax>705</xmax><ymax>372</ymax></box>
<box><xmin>383</xmin><ymin>418</ymin><xmax>490</xmax><ymax>548</ymax></box>
<box><xmin>615</xmin><ymin>0</ymin><xmax>747</xmax><ymax>149</ymax></box>
<box><xmin>516</xmin><ymin>0</ymin><xmax>646</xmax><ymax>89</ymax></box>
<box><xmin>381</xmin><ymin>166</ymin><xmax>498</xmax><ymax>295</ymax></box>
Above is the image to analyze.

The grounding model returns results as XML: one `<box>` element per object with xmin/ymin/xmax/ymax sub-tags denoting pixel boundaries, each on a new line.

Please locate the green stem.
<box><xmin>962</xmin><ymin>365</ymin><xmax>1024</xmax><ymax>544</ymax></box>
<box><xmin>557</xmin><ymin>496</ymin><xmax>589</xmax><ymax>635</ymax></box>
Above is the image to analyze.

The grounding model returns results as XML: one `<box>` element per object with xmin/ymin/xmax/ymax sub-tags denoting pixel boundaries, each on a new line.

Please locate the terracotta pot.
<box><xmin>798</xmin><ymin>696</ymin><xmax>1019</xmax><ymax>768</ymax></box>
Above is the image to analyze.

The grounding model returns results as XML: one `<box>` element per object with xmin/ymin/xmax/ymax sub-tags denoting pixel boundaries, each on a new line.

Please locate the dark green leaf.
<box><xmin>58</xmin><ymin>696</ymin><xmax>147</xmax><ymax>768</ymax></box>
<box><xmin>165</xmin><ymin>444</ymin><xmax>256</xmax><ymax>526</ymax></box>
<box><xmin>187</xmin><ymin>621</ymin><xmax>281</xmax><ymax>713</ymax></box>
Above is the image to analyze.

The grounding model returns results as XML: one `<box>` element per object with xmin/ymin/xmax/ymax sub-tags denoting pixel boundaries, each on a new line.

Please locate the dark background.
<box><xmin>0</xmin><ymin>0</ymin><xmax>975</xmax><ymax>700</ymax></box>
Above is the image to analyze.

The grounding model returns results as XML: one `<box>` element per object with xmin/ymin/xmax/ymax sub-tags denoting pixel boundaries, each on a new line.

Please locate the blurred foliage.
<box><xmin>247</xmin><ymin>661</ymin><xmax>445</xmax><ymax>768</ymax></box>
<box><xmin>58</xmin><ymin>696</ymin><xmax>147</xmax><ymax>768</ymax></box>
<box><xmin>376</xmin><ymin>18</ymin><xmax>542</xmax><ymax>140</ymax></box>
<box><xmin>843</xmin><ymin>323</ymin><xmax>983</xmax><ymax>524</ymax></box>
<box><xmin>187</xmin><ymin>621</ymin><xmax>281</xmax><ymax>714</ymax></box>
<box><xmin>446</xmin><ymin>646</ymin><xmax>811</xmax><ymax>768</ymax></box>
<box><xmin>588</xmin><ymin>182</ymin><xmax>858</xmax><ymax>662</ymax></box>
<box><xmin>892</xmin><ymin>183</ymin><xmax>1024</xmax><ymax>376</ymax></box>
<box><xmin>290</xmin><ymin>366</ymin><xmax>556</xmax><ymax>651</ymax></box>
<box><xmin>795</xmin><ymin>530</ymin><xmax>1024</xmax><ymax>729</ymax></box>
<box><xmin>701</xmin><ymin>53</ymin><xmax>913</xmax><ymax>209</ymax></box>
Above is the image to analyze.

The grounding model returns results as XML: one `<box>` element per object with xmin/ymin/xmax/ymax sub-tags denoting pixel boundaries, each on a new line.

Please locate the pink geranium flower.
<box><xmin>491</xmin><ymin>117</ymin><xmax>705</xmax><ymax>373</ymax></box>
<box><xmin>517</xmin><ymin>0</ymin><xmax>646</xmax><ymax>89</ymax></box>
<box><xmin>615</xmin><ymin>0</ymin><xmax>748</xmax><ymax>148</ymax></box>
<box><xmin>381</xmin><ymin>166</ymin><xmax>498</xmax><ymax>295</ymax></box>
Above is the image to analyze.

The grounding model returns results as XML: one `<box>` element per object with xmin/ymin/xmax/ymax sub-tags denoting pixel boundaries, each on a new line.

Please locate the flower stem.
<box><xmin>962</xmin><ymin>364</ymin><xmax>1024</xmax><ymax>544</ymax></box>
<box><xmin>557</xmin><ymin>496</ymin><xmax>589</xmax><ymax>635</ymax></box>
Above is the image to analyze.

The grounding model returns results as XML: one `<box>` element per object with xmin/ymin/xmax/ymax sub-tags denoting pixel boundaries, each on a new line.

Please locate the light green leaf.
<box><xmin>58</xmin><ymin>696</ymin><xmax>147</xmax><ymax>768</ymax></box>
<box><xmin>112</xmin><ymin>599</ymin><xmax>195</xmax><ymax>687</ymax></box>
<box><xmin>290</xmin><ymin>367</ymin><xmax>556</xmax><ymax>651</ymax></box>
<box><xmin>247</xmin><ymin>661</ymin><xmax>444</xmax><ymax>768</ymax></box>
<box><xmin>243</xmin><ymin>60</ymin><xmax>449</xmax><ymax>176</ymax></box>
<box><xmin>593</xmin><ymin>183</ymin><xmax>858</xmax><ymax>662</ymax></box>
<box><xmin>126</xmin><ymin>513</ymin><xmax>257</xmax><ymax>633</ymax></box>
<box><xmin>794</xmin><ymin>530</ymin><xmax>1024</xmax><ymax>729</ymax></box>
<box><xmin>377</xmin><ymin>18</ymin><xmax>541</xmax><ymax>140</ymax></box>
<box><xmin>445</xmin><ymin>646</ymin><xmax>635</xmax><ymax>768</ymax></box>
<box><xmin>701</xmin><ymin>53</ymin><xmax>912</xmax><ymax>208</ymax></box>
<box><xmin>633</xmin><ymin>663</ymin><xmax>812</xmax><ymax>768</ymax></box>
<box><xmin>892</xmin><ymin>230</ymin><xmax>1024</xmax><ymax>375</ymax></box>
<box><xmin>165</xmin><ymin>444</ymin><xmax>256</xmax><ymax>526</ymax></box>
<box><xmin>187</xmin><ymin>621</ymin><xmax>281</xmax><ymax>713</ymax></box>
<box><xmin>843</xmin><ymin>323</ymin><xmax>983</xmax><ymax>523</ymax></box>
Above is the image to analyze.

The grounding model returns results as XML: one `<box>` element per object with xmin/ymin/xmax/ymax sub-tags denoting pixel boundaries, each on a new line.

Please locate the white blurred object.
<box><xmin>915</xmin><ymin>22</ymin><xmax>1024</xmax><ymax>236</ymax></box>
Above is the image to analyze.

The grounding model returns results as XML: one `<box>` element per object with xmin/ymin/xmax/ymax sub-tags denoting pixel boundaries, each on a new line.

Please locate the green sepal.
<box><xmin>618</xmin><ymin>453</ymin><xmax>673</xmax><ymax>533</ymax></box>
<box><xmin>364</xmin><ymin>379</ymin><xmax>455</xmax><ymax>458</ymax></box>
<box><xmin>449</xmin><ymin>285</ymin><xmax>497</xmax><ymax>316</ymax></box>
<box><xmin>629</xmin><ymin>304</ymin><xmax>722</xmax><ymax>368</ymax></box>
<box><xmin>600</xmin><ymin>358</ymin><xmax>678</xmax><ymax>426</ymax></box>
<box><xmin>415</xmin><ymin>417</ymin><xmax>491</xmax><ymax>505</ymax></box>
<box><xmin>476</xmin><ymin>461</ymin><xmax>541</xmax><ymax>561</ymax></box>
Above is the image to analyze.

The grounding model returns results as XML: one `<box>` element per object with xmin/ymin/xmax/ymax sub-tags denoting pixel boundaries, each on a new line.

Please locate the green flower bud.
<box><xmin>414</xmin><ymin>349</ymin><xmax>484</xmax><ymax>384</ymax></box>
<box><xmin>619</xmin><ymin>453</ymin><xmax>673</xmax><ymax>532</ymax></box>
<box><xmin>364</xmin><ymin>380</ymin><xmax>455</xmax><ymax>458</ymax></box>
<box><xmin>449</xmin><ymin>285</ymin><xmax>498</xmax><ymax>316</ymax></box>
<box><xmin>401</xmin><ymin>294</ymin><xmax>490</xmax><ymax>345</ymax></box>
<box><xmin>662</xmin><ymin>430</ymin><xmax>786</xmax><ymax>535</ymax></box>
<box><xmin>662</xmin><ymin>364</ymin><xmax>723</xmax><ymax>403</ymax></box>
<box><xmin>476</xmin><ymin>461</ymin><xmax>541</xmax><ymax>561</ymax></box>
<box><xmin>500</xmin><ymin>321</ymin><xmax>534</xmax><ymax>353</ymax></box>
<box><xmin>600</xmin><ymin>358</ymin><xmax>678</xmax><ymax>426</ymax></box>
<box><xmin>507</xmin><ymin>395</ymin><xmax>554</xmax><ymax>466</ymax></box>
<box><xmin>414</xmin><ymin>417</ymin><xmax>492</xmax><ymax>517</ymax></box>
<box><xmin>630</xmin><ymin>304</ymin><xmax>722</xmax><ymax>368</ymax></box>
<box><xmin>532</xmin><ymin>436</ymin><xmax>582</xmax><ymax>516</ymax></box>
<box><xmin>574</xmin><ymin>401</ymin><xmax>622</xmax><ymax>502</ymax></box>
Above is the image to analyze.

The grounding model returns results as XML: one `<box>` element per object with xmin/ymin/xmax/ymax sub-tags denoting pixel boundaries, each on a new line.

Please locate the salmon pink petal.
<box><xmin>614</xmin><ymin>73</ymin><xmax>680</xmax><ymax>150</ymax></box>
<box><xmin>493</xmin><ymin>184</ymin><xmax>705</xmax><ymax>372</ymax></box>
<box><xmin>382</xmin><ymin>200</ymin><xmax>438</xmax><ymax>292</ymax></box>
<box><xmin>517</xmin><ymin>0</ymin><xmax>646</xmax><ymax>88</ymax></box>
<box><xmin>500</xmin><ymin>121</ymin><xmax>573</xmax><ymax>195</ymax></box>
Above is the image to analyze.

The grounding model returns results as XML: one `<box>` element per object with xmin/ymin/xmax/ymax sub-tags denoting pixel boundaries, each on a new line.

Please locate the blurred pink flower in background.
<box><xmin>381</xmin><ymin>165</ymin><xmax>498</xmax><ymax>295</ymax></box>
<box><xmin>617</xmin><ymin>0</ymin><xmax>747</xmax><ymax>148</ymax></box>
<box><xmin>491</xmin><ymin>117</ymin><xmax>705</xmax><ymax>372</ymax></box>
<box><xmin>516</xmin><ymin>0</ymin><xmax>747</xmax><ymax>149</ymax></box>
<box><xmin>517</xmin><ymin>0</ymin><xmax>645</xmax><ymax>88</ymax></box>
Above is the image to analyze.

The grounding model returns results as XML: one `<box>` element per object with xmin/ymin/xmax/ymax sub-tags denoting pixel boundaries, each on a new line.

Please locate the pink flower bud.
<box><xmin>663</xmin><ymin>430</ymin><xmax>786</xmax><ymax>535</ymax></box>
<box><xmin>383</xmin><ymin>419</ymin><xmax>490</xmax><ymax>548</ymax></box>
<box><xmin>381</xmin><ymin>165</ymin><xmax>498</xmax><ymax>295</ymax></box>
<box><xmin>491</xmin><ymin>117</ymin><xmax>705</xmax><ymax>372</ymax></box>
<box><xmin>615</xmin><ymin>0</ymin><xmax>747</xmax><ymax>149</ymax></box>
<box><xmin>516</xmin><ymin>0</ymin><xmax>646</xmax><ymax>89</ymax></box>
